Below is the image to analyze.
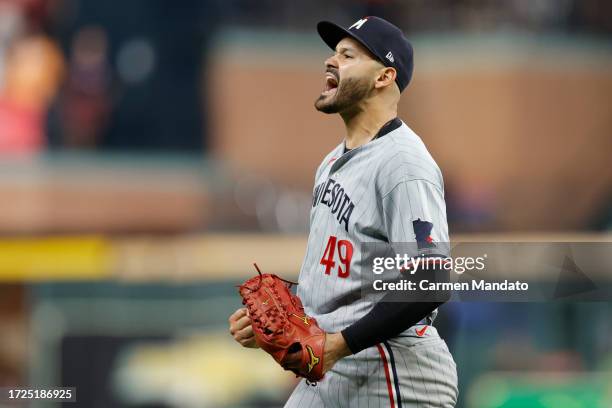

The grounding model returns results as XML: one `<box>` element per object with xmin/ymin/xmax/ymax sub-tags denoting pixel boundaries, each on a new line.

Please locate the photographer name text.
<box><xmin>373</xmin><ymin>279</ymin><xmax>529</xmax><ymax>292</ymax></box>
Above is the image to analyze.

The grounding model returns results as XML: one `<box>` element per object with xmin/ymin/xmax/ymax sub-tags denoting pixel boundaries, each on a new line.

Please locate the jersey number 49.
<box><xmin>320</xmin><ymin>235</ymin><xmax>354</xmax><ymax>278</ymax></box>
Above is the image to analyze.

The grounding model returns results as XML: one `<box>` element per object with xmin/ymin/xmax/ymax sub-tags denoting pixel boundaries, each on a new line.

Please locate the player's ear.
<box><xmin>374</xmin><ymin>66</ymin><xmax>397</xmax><ymax>89</ymax></box>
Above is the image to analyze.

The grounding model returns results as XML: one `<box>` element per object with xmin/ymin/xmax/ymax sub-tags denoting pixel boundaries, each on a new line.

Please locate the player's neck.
<box><xmin>341</xmin><ymin>104</ymin><xmax>397</xmax><ymax>150</ymax></box>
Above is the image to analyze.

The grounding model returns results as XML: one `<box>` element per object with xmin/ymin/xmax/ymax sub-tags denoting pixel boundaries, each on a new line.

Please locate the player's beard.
<box><xmin>314</xmin><ymin>75</ymin><xmax>373</xmax><ymax>114</ymax></box>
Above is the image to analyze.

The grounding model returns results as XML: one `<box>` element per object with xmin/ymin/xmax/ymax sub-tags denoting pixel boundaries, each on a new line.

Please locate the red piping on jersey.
<box><xmin>376</xmin><ymin>344</ymin><xmax>396</xmax><ymax>408</ymax></box>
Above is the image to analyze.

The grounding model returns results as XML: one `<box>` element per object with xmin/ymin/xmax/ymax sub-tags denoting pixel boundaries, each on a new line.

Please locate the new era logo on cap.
<box><xmin>385</xmin><ymin>51</ymin><xmax>394</xmax><ymax>63</ymax></box>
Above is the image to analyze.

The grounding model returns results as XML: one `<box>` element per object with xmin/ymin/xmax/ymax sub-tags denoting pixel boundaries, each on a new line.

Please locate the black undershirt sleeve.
<box><xmin>340</xmin><ymin>264</ymin><xmax>451</xmax><ymax>355</ymax></box>
<box><xmin>341</xmin><ymin>299</ymin><xmax>443</xmax><ymax>355</ymax></box>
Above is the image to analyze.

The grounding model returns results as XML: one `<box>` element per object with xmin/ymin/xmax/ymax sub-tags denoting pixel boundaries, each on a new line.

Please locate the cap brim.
<box><xmin>317</xmin><ymin>21</ymin><xmax>354</xmax><ymax>51</ymax></box>
<box><xmin>317</xmin><ymin>21</ymin><xmax>381</xmax><ymax>64</ymax></box>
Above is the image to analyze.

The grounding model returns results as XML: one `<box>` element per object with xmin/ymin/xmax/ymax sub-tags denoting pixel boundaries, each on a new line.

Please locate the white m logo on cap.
<box><xmin>349</xmin><ymin>18</ymin><xmax>368</xmax><ymax>30</ymax></box>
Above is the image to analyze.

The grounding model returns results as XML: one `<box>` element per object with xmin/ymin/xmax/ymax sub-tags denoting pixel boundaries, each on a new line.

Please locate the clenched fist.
<box><xmin>228</xmin><ymin>307</ymin><xmax>259</xmax><ymax>348</ymax></box>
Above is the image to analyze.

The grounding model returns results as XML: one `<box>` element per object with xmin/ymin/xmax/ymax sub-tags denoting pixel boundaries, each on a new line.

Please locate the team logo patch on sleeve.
<box><xmin>412</xmin><ymin>219</ymin><xmax>436</xmax><ymax>249</ymax></box>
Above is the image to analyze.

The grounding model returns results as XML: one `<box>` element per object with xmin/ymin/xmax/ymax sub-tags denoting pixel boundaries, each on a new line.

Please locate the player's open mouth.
<box><xmin>322</xmin><ymin>74</ymin><xmax>338</xmax><ymax>96</ymax></box>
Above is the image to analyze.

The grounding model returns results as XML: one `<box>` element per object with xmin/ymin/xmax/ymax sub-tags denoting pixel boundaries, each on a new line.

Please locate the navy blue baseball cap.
<box><xmin>317</xmin><ymin>16</ymin><xmax>414</xmax><ymax>92</ymax></box>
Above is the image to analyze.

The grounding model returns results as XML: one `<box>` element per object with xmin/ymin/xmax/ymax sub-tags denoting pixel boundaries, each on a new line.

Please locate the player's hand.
<box><xmin>229</xmin><ymin>308</ymin><xmax>259</xmax><ymax>348</ymax></box>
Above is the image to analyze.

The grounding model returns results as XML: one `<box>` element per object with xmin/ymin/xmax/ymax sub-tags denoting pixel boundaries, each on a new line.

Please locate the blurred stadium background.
<box><xmin>0</xmin><ymin>0</ymin><xmax>611</xmax><ymax>407</ymax></box>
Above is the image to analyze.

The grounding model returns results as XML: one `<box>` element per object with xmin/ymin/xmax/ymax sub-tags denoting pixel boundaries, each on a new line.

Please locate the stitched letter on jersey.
<box><xmin>312</xmin><ymin>178</ymin><xmax>355</xmax><ymax>232</ymax></box>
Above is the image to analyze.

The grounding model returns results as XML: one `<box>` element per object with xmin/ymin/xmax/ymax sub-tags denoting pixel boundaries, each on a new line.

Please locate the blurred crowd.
<box><xmin>228</xmin><ymin>0</ymin><xmax>612</xmax><ymax>34</ymax></box>
<box><xmin>0</xmin><ymin>0</ymin><xmax>216</xmax><ymax>154</ymax></box>
<box><xmin>0</xmin><ymin>0</ymin><xmax>610</xmax><ymax>154</ymax></box>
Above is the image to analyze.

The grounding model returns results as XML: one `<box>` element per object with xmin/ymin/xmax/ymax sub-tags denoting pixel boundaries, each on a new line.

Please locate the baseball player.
<box><xmin>230</xmin><ymin>16</ymin><xmax>458</xmax><ymax>407</ymax></box>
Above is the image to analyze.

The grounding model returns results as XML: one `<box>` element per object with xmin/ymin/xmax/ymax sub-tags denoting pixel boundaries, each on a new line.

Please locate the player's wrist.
<box><xmin>324</xmin><ymin>332</ymin><xmax>352</xmax><ymax>372</ymax></box>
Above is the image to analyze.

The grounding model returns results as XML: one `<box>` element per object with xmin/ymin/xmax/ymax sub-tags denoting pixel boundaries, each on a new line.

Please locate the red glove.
<box><xmin>238</xmin><ymin>264</ymin><xmax>326</xmax><ymax>382</ymax></box>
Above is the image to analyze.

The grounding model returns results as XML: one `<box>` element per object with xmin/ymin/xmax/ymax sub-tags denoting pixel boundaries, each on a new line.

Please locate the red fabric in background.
<box><xmin>0</xmin><ymin>99</ymin><xmax>44</xmax><ymax>154</ymax></box>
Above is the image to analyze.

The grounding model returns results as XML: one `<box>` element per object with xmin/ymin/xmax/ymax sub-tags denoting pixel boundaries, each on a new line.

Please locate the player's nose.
<box><xmin>324</xmin><ymin>54</ymin><xmax>339</xmax><ymax>70</ymax></box>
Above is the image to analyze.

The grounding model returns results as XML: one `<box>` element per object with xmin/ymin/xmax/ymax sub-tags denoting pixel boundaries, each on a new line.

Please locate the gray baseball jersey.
<box><xmin>288</xmin><ymin>119</ymin><xmax>457</xmax><ymax>408</ymax></box>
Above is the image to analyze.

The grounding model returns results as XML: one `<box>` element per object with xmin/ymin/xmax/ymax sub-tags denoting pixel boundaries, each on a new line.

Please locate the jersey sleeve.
<box><xmin>381</xmin><ymin>179</ymin><xmax>450</xmax><ymax>257</ymax></box>
<box><xmin>341</xmin><ymin>178</ymin><xmax>451</xmax><ymax>352</ymax></box>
